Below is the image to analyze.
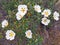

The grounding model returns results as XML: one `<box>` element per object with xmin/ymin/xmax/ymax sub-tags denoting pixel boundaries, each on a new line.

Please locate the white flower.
<box><xmin>53</xmin><ymin>11</ymin><xmax>59</xmax><ymax>17</ymax></box>
<box><xmin>18</xmin><ymin>5</ymin><xmax>28</xmax><ymax>15</ymax></box>
<box><xmin>25</xmin><ymin>30</ymin><xmax>32</xmax><ymax>39</ymax></box>
<box><xmin>42</xmin><ymin>9</ymin><xmax>51</xmax><ymax>17</ymax></box>
<box><xmin>34</xmin><ymin>5</ymin><xmax>41</xmax><ymax>13</ymax></box>
<box><xmin>6</xmin><ymin>30</ymin><xmax>16</xmax><ymax>40</ymax></box>
<box><xmin>1</xmin><ymin>20</ymin><xmax>8</xmax><ymax>28</ymax></box>
<box><xmin>53</xmin><ymin>16</ymin><xmax>59</xmax><ymax>21</ymax></box>
<box><xmin>53</xmin><ymin>11</ymin><xmax>60</xmax><ymax>21</ymax></box>
<box><xmin>41</xmin><ymin>17</ymin><xmax>50</xmax><ymax>25</ymax></box>
<box><xmin>16</xmin><ymin>12</ymin><xmax>24</xmax><ymax>20</ymax></box>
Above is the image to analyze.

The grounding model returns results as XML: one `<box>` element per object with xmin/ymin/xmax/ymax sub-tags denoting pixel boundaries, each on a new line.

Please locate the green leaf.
<box><xmin>0</xmin><ymin>33</ymin><xmax>3</xmax><ymax>39</ymax></box>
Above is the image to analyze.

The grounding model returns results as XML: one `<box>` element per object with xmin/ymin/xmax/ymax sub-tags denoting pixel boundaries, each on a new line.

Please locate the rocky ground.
<box><xmin>0</xmin><ymin>0</ymin><xmax>60</xmax><ymax>45</ymax></box>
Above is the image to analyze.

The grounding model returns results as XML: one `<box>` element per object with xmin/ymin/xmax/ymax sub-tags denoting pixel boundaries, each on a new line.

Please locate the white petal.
<box><xmin>16</xmin><ymin>16</ymin><xmax>21</xmax><ymax>20</ymax></box>
<box><xmin>18</xmin><ymin>5</ymin><xmax>28</xmax><ymax>11</ymax></box>
<box><xmin>41</xmin><ymin>18</ymin><xmax>50</xmax><ymax>25</ymax></box>
<box><xmin>26</xmin><ymin>35</ymin><xmax>32</xmax><ymax>38</ymax></box>
<box><xmin>34</xmin><ymin>5</ymin><xmax>41</xmax><ymax>13</ymax></box>
<box><xmin>42</xmin><ymin>9</ymin><xmax>51</xmax><ymax>17</ymax></box>
<box><xmin>5</xmin><ymin>30</ymin><xmax>16</xmax><ymax>40</ymax></box>
<box><xmin>16</xmin><ymin>12</ymin><xmax>24</xmax><ymax>16</ymax></box>
<box><xmin>25</xmin><ymin>30</ymin><xmax>32</xmax><ymax>34</ymax></box>
<box><xmin>2</xmin><ymin>25</ymin><xmax>4</xmax><ymax>28</ymax></box>
<box><xmin>9</xmin><ymin>37</ymin><xmax>15</xmax><ymax>40</ymax></box>
<box><xmin>16</xmin><ymin>12</ymin><xmax>24</xmax><ymax>20</ymax></box>
<box><xmin>6</xmin><ymin>30</ymin><xmax>11</xmax><ymax>35</ymax></box>
<box><xmin>53</xmin><ymin>11</ymin><xmax>59</xmax><ymax>17</ymax></box>
<box><xmin>18</xmin><ymin>5</ymin><xmax>28</xmax><ymax>15</ymax></box>
<box><xmin>25</xmin><ymin>30</ymin><xmax>32</xmax><ymax>39</ymax></box>
<box><xmin>5</xmin><ymin>35</ymin><xmax>10</xmax><ymax>40</ymax></box>
<box><xmin>1</xmin><ymin>20</ymin><xmax>8</xmax><ymax>28</ymax></box>
<box><xmin>54</xmin><ymin>17</ymin><xmax>59</xmax><ymax>21</ymax></box>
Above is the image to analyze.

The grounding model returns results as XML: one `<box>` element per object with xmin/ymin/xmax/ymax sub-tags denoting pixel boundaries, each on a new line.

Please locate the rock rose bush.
<box><xmin>0</xmin><ymin>0</ymin><xmax>60</xmax><ymax>45</ymax></box>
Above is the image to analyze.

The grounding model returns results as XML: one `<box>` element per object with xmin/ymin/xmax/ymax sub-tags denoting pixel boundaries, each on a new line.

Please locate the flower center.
<box><xmin>9</xmin><ymin>32</ymin><xmax>14</xmax><ymax>37</ymax></box>
<box><xmin>35</xmin><ymin>8</ymin><xmax>40</xmax><ymax>11</ymax></box>
<box><xmin>44</xmin><ymin>19</ymin><xmax>47</xmax><ymax>22</ymax></box>
<box><xmin>27</xmin><ymin>32</ymin><xmax>31</xmax><ymax>36</ymax></box>
<box><xmin>5</xmin><ymin>22</ymin><xmax>8</xmax><ymax>26</ymax></box>
<box><xmin>45</xmin><ymin>11</ymin><xmax>48</xmax><ymax>15</ymax></box>
<box><xmin>21</xmin><ymin>8</ymin><xmax>25</xmax><ymax>13</ymax></box>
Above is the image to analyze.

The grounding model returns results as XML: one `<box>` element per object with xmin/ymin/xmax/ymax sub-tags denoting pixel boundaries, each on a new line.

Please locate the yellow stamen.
<box><xmin>45</xmin><ymin>11</ymin><xmax>48</xmax><ymax>15</ymax></box>
<box><xmin>5</xmin><ymin>22</ymin><xmax>8</xmax><ymax>26</ymax></box>
<box><xmin>27</xmin><ymin>32</ymin><xmax>31</xmax><ymax>36</ymax></box>
<box><xmin>9</xmin><ymin>32</ymin><xmax>14</xmax><ymax>37</ymax></box>
<box><xmin>21</xmin><ymin>8</ymin><xmax>25</xmax><ymax>13</ymax></box>
<box><xmin>44</xmin><ymin>19</ymin><xmax>47</xmax><ymax>22</ymax></box>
